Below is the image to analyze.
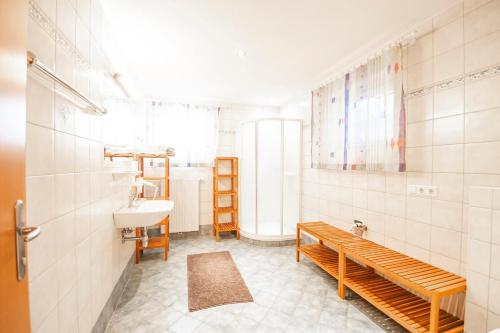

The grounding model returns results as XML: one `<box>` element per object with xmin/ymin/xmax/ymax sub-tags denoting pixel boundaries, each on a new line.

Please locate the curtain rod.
<box><xmin>27</xmin><ymin>51</ymin><xmax>107</xmax><ymax>116</ymax></box>
<box><xmin>315</xmin><ymin>30</ymin><xmax>417</xmax><ymax>89</ymax></box>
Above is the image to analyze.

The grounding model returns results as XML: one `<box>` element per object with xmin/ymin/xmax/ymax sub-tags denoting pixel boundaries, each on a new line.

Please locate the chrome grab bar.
<box><xmin>26</xmin><ymin>51</ymin><xmax>107</xmax><ymax>116</ymax></box>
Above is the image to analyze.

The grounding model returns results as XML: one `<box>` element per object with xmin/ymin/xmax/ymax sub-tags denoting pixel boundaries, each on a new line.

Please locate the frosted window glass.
<box><xmin>257</xmin><ymin>120</ymin><xmax>282</xmax><ymax>236</ymax></box>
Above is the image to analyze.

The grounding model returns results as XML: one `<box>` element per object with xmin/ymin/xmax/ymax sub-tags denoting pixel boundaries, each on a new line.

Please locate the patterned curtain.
<box><xmin>311</xmin><ymin>46</ymin><xmax>406</xmax><ymax>172</ymax></box>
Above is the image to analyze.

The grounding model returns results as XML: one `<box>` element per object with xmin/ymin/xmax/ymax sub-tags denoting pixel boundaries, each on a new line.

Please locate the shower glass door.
<box><xmin>256</xmin><ymin>120</ymin><xmax>282</xmax><ymax>236</ymax></box>
<box><xmin>282</xmin><ymin>120</ymin><xmax>301</xmax><ymax>235</ymax></box>
<box><xmin>240</xmin><ymin>122</ymin><xmax>256</xmax><ymax>235</ymax></box>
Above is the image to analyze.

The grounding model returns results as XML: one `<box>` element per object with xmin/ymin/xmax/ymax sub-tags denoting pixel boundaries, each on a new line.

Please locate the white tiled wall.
<box><xmin>25</xmin><ymin>0</ymin><xmax>499</xmax><ymax>330</ymax></box>
<box><xmin>466</xmin><ymin>187</ymin><xmax>500</xmax><ymax>333</ymax></box>
<box><xmin>26</xmin><ymin>0</ymin><xmax>134</xmax><ymax>332</ymax></box>
<box><xmin>282</xmin><ymin>0</ymin><xmax>500</xmax><ymax>310</ymax></box>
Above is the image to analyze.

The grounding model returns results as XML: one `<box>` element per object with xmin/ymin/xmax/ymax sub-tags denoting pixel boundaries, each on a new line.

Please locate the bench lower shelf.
<box><xmin>345</xmin><ymin>273</ymin><xmax>463</xmax><ymax>333</ymax></box>
<box><xmin>299</xmin><ymin>243</ymin><xmax>463</xmax><ymax>333</ymax></box>
<box><xmin>300</xmin><ymin>244</ymin><xmax>370</xmax><ymax>278</ymax></box>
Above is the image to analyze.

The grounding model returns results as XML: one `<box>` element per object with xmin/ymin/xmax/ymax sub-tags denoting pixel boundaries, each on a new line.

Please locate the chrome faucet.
<box><xmin>128</xmin><ymin>193</ymin><xmax>138</xmax><ymax>207</ymax></box>
<box><xmin>128</xmin><ymin>186</ymin><xmax>139</xmax><ymax>207</ymax></box>
<box><xmin>128</xmin><ymin>177</ymin><xmax>158</xmax><ymax>207</ymax></box>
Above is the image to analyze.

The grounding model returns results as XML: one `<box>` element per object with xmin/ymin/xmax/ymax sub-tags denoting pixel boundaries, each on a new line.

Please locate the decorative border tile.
<box><xmin>30</xmin><ymin>0</ymin><xmax>92</xmax><ymax>71</ymax></box>
<box><xmin>468</xmin><ymin>64</ymin><xmax>500</xmax><ymax>82</ymax></box>
<box><xmin>29</xmin><ymin>0</ymin><xmax>56</xmax><ymax>39</ymax></box>
<box><xmin>407</xmin><ymin>63</ymin><xmax>500</xmax><ymax>98</ymax></box>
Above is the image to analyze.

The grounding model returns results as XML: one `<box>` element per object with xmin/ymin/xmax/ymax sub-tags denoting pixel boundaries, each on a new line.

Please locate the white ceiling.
<box><xmin>102</xmin><ymin>0</ymin><xmax>458</xmax><ymax>106</ymax></box>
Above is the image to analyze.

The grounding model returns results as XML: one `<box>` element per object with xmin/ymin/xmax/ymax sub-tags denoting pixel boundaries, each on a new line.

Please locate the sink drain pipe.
<box><xmin>121</xmin><ymin>227</ymin><xmax>149</xmax><ymax>247</ymax></box>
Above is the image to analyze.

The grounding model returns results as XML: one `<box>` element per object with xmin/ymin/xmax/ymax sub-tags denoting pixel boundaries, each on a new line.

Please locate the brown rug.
<box><xmin>187</xmin><ymin>251</ymin><xmax>253</xmax><ymax>311</ymax></box>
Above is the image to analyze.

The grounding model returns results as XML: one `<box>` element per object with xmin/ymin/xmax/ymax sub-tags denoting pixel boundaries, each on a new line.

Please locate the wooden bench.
<box><xmin>296</xmin><ymin>222</ymin><xmax>466</xmax><ymax>333</ymax></box>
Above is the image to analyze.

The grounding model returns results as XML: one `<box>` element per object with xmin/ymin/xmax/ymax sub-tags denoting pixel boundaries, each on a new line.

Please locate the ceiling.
<box><xmin>102</xmin><ymin>0</ymin><xmax>459</xmax><ymax>106</ymax></box>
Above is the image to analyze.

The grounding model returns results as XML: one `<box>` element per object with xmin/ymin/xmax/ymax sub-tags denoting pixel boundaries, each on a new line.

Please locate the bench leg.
<box><xmin>338</xmin><ymin>247</ymin><xmax>346</xmax><ymax>299</ymax></box>
<box><xmin>429</xmin><ymin>294</ymin><xmax>440</xmax><ymax>333</ymax></box>
<box><xmin>135</xmin><ymin>227</ymin><xmax>141</xmax><ymax>264</ymax></box>
<box><xmin>163</xmin><ymin>218</ymin><xmax>169</xmax><ymax>261</ymax></box>
<box><xmin>296</xmin><ymin>225</ymin><xmax>300</xmax><ymax>262</ymax></box>
<box><xmin>163</xmin><ymin>248</ymin><xmax>168</xmax><ymax>261</ymax></box>
<box><xmin>135</xmin><ymin>248</ymin><xmax>140</xmax><ymax>264</ymax></box>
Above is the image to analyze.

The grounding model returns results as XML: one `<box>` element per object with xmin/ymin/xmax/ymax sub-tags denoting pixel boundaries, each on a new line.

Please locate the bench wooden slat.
<box><xmin>296</xmin><ymin>222</ymin><xmax>465</xmax><ymax>333</ymax></box>
<box><xmin>342</xmin><ymin>241</ymin><xmax>466</xmax><ymax>297</ymax></box>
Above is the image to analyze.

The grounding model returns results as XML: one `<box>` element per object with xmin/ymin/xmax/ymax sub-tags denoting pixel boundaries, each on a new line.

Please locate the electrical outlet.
<box><xmin>426</xmin><ymin>186</ymin><xmax>437</xmax><ymax>197</ymax></box>
<box><xmin>407</xmin><ymin>184</ymin><xmax>437</xmax><ymax>197</ymax></box>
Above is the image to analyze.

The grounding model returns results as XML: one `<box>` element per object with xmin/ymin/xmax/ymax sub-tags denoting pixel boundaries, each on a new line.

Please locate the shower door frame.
<box><xmin>239</xmin><ymin>118</ymin><xmax>302</xmax><ymax>241</ymax></box>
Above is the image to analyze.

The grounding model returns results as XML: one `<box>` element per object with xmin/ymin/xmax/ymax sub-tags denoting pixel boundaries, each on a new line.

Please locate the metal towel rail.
<box><xmin>27</xmin><ymin>51</ymin><xmax>107</xmax><ymax>115</ymax></box>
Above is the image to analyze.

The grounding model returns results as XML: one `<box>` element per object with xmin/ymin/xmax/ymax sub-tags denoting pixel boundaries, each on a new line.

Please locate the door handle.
<box><xmin>18</xmin><ymin>226</ymin><xmax>41</xmax><ymax>242</ymax></box>
<box><xmin>15</xmin><ymin>200</ymin><xmax>41</xmax><ymax>281</ymax></box>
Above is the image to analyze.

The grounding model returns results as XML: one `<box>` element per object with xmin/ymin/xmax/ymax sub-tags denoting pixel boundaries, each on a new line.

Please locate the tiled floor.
<box><xmin>105</xmin><ymin>235</ymin><xmax>386</xmax><ymax>333</ymax></box>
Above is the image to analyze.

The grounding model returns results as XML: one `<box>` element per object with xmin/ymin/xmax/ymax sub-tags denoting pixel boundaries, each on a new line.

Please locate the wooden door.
<box><xmin>0</xmin><ymin>0</ymin><xmax>31</xmax><ymax>332</ymax></box>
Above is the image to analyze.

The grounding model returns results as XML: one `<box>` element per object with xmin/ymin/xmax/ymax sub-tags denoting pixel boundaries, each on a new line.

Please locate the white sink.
<box><xmin>113</xmin><ymin>199</ymin><xmax>174</xmax><ymax>229</ymax></box>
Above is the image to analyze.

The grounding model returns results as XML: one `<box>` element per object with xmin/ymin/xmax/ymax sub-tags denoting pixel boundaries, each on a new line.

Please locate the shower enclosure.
<box><xmin>237</xmin><ymin>118</ymin><xmax>301</xmax><ymax>241</ymax></box>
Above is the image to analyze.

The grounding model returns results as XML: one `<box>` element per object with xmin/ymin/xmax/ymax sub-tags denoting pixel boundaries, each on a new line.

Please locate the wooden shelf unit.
<box><xmin>105</xmin><ymin>151</ymin><xmax>171</xmax><ymax>263</ymax></box>
<box><xmin>213</xmin><ymin>157</ymin><xmax>239</xmax><ymax>241</ymax></box>
<box><xmin>296</xmin><ymin>222</ymin><xmax>466</xmax><ymax>333</ymax></box>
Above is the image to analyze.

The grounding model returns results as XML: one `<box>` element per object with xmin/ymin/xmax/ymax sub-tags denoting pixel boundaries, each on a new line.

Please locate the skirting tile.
<box><xmin>92</xmin><ymin>254</ymin><xmax>134</xmax><ymax>333</ymax></box>
<box><xmin>169</xmin><ymin>224</ymin><xmax>212</xmax><ymax>240</ymax></box>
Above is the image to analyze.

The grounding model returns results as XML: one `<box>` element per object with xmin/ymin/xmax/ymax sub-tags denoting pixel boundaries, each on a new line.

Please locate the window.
<box><xmin>311</xmin><ymin>46</ymin><xmax>406</xmax><ymax>172</ymax></box>
<box><xmin>146</xmin><ymin>102</ymin><xmax>219</xmax><ymax>166</ymax></box>
<box><xmin>103</xmin><ymin>100</ymin><xmax>219</xmax><ymax>166</ymax></box>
